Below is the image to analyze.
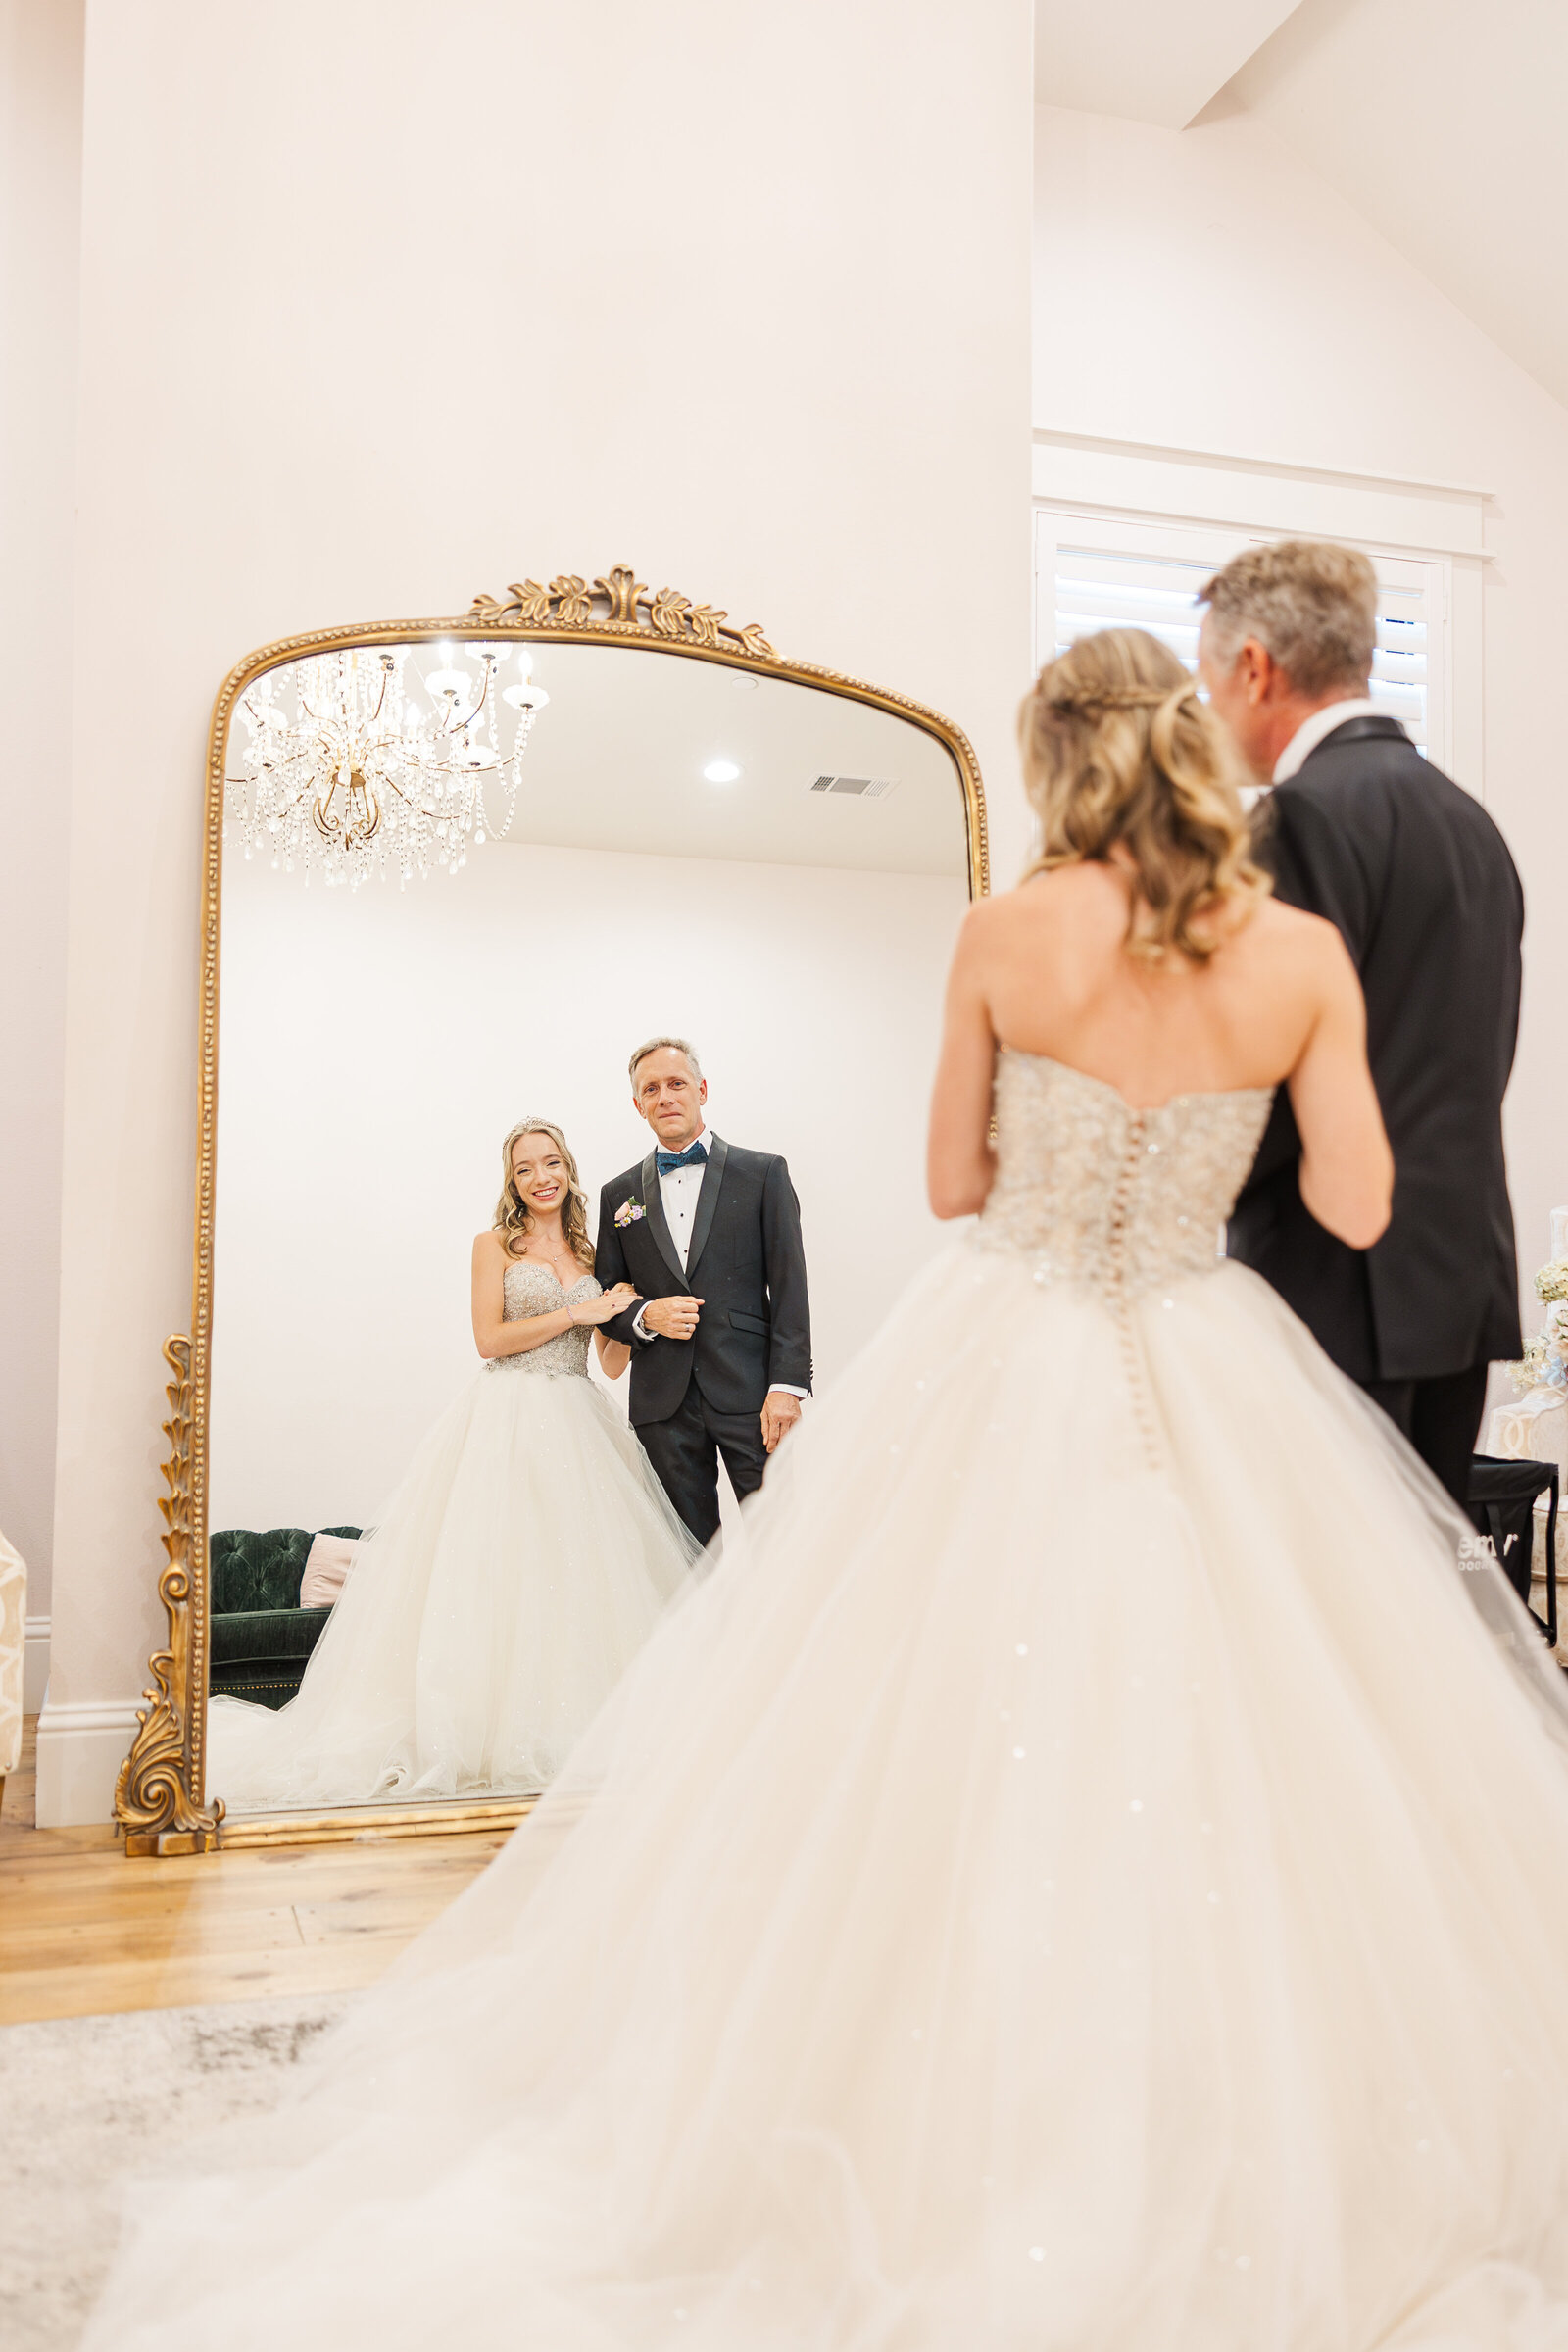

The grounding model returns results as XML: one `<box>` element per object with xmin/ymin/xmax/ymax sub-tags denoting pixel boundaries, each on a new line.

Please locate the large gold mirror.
<box><xmin>116</xmin><ymin>568</ymin><xmax>986</xmax><ymax>1853</ymax></box>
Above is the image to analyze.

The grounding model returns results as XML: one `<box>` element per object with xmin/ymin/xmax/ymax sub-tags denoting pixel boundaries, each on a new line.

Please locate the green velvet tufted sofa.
<box><xmin>210</xmin><ymin>1527</ymin><xmax>361</xmax><ymax>1710</ymax></box>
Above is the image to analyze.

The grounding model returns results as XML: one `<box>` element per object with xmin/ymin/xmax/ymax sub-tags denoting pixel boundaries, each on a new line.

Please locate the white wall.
<box><xmin>41</xmin><ymin>0</ymin><xmax>1033</xmax><ymax>1818</ymax></box>
<box><xmin>0</xmin><ymin>0</ymin><xmax>83</xmax><ymax>1682</ymax></box>
<box><xmin>1035</xmin><ymin>99</ymin><xmax>1568</xmax><ymax>1322</ymax></box>
<box><xmin>209</xmin><ymin>842</ymin><xmax>965</xmax><ymax>1533</ymax></box>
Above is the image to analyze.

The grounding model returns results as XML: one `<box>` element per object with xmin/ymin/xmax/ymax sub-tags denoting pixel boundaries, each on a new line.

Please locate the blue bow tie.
<box><xmin>657</xmin><ymin>1140</ymin><xmax>709</xmax><ymax>1176</ymax></box>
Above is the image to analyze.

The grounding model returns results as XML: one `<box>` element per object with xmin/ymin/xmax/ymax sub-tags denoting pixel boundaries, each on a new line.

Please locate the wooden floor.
<box><xmin>0</xmin><ymin>1720</ymin><xmax>506</xmax><ymax>2025</ymax></box>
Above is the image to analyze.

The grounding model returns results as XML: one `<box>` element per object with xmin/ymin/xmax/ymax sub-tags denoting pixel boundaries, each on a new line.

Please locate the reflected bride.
<box><xmin>206</xmin><ymin>1119</ymin><xmax>699</xmax><ymax>1812</ymax></box>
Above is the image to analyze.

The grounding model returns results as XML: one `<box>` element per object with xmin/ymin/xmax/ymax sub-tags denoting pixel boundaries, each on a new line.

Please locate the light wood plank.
<box><xmin>292</xmin><ymin>1893</ymin><xmax>466</xmax><ymax>1946</ymax></box>
<box><xmin>0</xmin><ymin>1939</ymin><xmax>397</xmax><ymax>2025</ymax></box>
<box><xmin>0</xmin><ymin>1720</ymin><xmax>500</xmax><ymax>2024</ymax></box>
<box><xmin>2</xmin><ymin>1904</ymin><xmax>307</xmax><ymax>1972</ymax></box>
<box><xmin>0</xmin><ymin>1838</ymin><xmax>503</xmax><ymax>1913</ymax></box>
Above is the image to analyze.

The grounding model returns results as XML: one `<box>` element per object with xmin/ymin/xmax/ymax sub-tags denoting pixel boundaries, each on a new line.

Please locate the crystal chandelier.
<box><xmin>225</xmin><ymin>642</ymin><xmax>548</xmax><ymax>887</ymax></box>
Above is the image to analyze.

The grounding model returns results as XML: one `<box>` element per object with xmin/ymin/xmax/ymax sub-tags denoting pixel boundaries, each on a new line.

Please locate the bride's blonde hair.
<box><xmin>1020</xmin><ymin>627</ymin><xmax>1268</xmax><ymax>962</ymax></box>
<box><xmin>494</xmin><ymin>1119</ymin><xmax>595</xmax><ymax>1270</ymax></box>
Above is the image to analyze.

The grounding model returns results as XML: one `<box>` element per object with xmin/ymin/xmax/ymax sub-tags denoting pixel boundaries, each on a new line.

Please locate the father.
<box><xmin>1200</xmin><ymin>537</ymin><xmax>1523</xmax><ymax>1504</ymax></box>
<box><xmin>595</xmin><ymin>1036</ymin><xmax>812</xmax><ymax>1547</ymax></box>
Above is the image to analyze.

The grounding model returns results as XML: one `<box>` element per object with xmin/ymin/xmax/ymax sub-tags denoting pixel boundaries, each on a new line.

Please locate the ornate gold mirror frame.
<box><xmin>115</xmin><ymin>566</ymin><xmax>989</xmax><ymax>1855</ymax></box>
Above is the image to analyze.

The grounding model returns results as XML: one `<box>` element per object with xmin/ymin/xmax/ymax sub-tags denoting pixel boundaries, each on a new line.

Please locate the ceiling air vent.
<box><xmin>808</xmin><ymin>774</ymin><xmax>898</xmax><ymax>799</ymax></box>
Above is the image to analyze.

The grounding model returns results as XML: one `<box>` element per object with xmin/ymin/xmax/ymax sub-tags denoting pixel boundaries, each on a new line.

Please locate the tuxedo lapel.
<box><xmin>638</xmin><ymin>1151</ymin><xmax>688</xmax><ymax>1288</ymax></box>
<box><xmin>685</xmin><ymin>1135</ymin><xmax>729</xmax><ymax>1279</ymax></box>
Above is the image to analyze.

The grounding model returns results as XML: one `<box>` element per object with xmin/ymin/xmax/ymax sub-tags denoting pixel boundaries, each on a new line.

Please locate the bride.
<box><xmin>206</xmin><ymin>1118</ymin><xmax>699</xmax><ymax>1810</ymax></box>
<box><xmin>93</xmin><ymin>631</ymin><xmax>1568</xmax><ymax>2348</ymax></box>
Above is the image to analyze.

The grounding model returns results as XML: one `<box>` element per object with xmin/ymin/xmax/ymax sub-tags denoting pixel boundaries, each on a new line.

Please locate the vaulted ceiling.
<box><xmin>1034</xmin><ymin>0</ymin><xmax>1298</xmax><ymax>129</ymax></box>
<box><xmin>1037</xmin><ymin>0</ymin><xmax>1568</xmax><ymax>413</ymax></box>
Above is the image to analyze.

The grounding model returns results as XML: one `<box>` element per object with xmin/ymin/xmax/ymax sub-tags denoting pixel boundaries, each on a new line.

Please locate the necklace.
<box><xmin>524</xmin><ymin>1240</ymin><xmax>578</xmax><ymax>1284</ymax></box>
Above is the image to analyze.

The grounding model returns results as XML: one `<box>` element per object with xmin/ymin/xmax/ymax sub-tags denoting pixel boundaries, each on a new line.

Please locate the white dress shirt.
<box><xmin>1271</xmin><ymin>698</ymin><xmax>1386</xmax><ymax>784</ymax></box>
<box><xmin>647</xmin><ymin>1126</ymin><xmax>711</xmax><ymax>1272</ymax></box>
<box><xmin>630</xmin><ymin>1126</ymin><xmax>806</xmax><ymax>1398</ymax></box>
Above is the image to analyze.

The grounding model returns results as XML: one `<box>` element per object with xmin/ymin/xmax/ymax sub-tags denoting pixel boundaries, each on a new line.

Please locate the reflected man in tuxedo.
<box><xmin>595</xmin><ymin>1036</ymin><xmax>812</xmax><ymax>1548</ymax></box>
<box><xmin>1200</xmin><ymin>538</ymin><xmax>1523</xmax><ymax>1504</ymax></box>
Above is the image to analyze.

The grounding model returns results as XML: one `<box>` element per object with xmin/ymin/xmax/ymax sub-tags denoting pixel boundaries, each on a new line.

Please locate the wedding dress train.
<box><xmin>89</xmin><ymin>1054</ymin><xmax>1568</xmax><ymax>2348</ymax></box>
<box><xmin>206</xmin><ymin>1262</ymin><xmax>698</xmax><ymax>1810</ymax></box>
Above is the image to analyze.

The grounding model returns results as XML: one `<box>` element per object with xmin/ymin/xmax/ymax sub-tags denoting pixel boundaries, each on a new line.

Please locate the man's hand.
<box><xmin>760</xmin><ymin>1391</ymin><xmax>802</xmax><ymax>1454</ymax></box>
<box><xmin>643</xmin><ymin>1295</ymin><xmax>703</xmax><ymax>1341</ymax></box>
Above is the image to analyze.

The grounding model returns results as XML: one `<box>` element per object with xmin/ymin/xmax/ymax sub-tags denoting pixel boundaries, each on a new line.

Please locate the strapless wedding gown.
<box><xmin>91</xmin><ymin>1055</ymin><xmax>1568</xmax><ymax>2348</ymax></box>
<box><xmin>206</xmin><ymin>1261</ymin><xmax>698</xmax><ymax>1808</ymax></box>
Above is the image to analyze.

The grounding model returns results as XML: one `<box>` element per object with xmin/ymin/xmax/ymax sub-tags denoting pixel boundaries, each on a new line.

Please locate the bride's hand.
<box><xmin>575</xmin><ymin>1282</ymin><xmax>641</xmax><ymax>1326</ymax></box>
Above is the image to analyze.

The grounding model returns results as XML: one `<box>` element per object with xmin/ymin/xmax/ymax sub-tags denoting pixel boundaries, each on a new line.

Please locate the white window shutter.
<box><xmin>1035</xmin><ymin>510</ymin><xmax>1449</xmax><ymax>772</ymax></box>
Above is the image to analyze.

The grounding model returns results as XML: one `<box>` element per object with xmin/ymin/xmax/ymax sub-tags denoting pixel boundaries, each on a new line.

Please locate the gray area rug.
<box><xmin>0</xmin><ymin>1991</ymin><xmax>352</xmax><ymax>2352</ymax></box>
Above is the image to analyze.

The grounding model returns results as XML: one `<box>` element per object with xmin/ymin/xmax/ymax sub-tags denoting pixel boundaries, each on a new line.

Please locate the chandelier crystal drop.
<box><xmin>225</xmin><ymin>643</ymin><xmax>548</xmax><ymax>887</ymax></box>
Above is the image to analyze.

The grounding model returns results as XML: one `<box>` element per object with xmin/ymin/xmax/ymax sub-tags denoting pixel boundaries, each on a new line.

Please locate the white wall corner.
<box><xmin>34</xmin><ymin>1695</ymin><xmax>140</xmax><ymax>1826</ymax></box>
<box><xmin>1034</xmin><ymin>0</ymin><xmax>1298</xmax><ymax>129</ymax></box>
<box><xmin>23</xmin><ymin>1613</ymin><xmax>50</xmax><ymax>1714</ymax></box>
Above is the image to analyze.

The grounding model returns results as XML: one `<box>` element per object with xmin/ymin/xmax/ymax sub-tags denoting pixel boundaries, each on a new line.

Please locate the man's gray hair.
<box><xmin>628</xmin><ymin>1034</ymin><xmax>703</xmax><ymax>1085</ymax></box>
<box><xmin>1199</xmin><ymin>539</ymin><xmax>1378</xmax><ymax>697</ymax></box>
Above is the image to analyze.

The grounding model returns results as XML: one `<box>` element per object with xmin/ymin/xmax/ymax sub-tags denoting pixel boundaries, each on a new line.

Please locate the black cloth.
<box><xmin>1228</xmin><ymin>714</ymin><xmax>1523</xmax><ymax>1385</ymax></box>
<box><xmin>1358</xmin><ymin>1362</ymin><xmax>1490</xmax><ymax>1508</ymax></box>
<box><xmin>595</xmin><ymin>1137</ymin><xmax>811</xmax><ymax>1542</ymax></box>
<box><xmin>1466</xmin><ymin>1453</ymin><xmax>1559</xmax><ymax>1645</ymax></box>
<box><xmin>636</xmin><ymin>1385</ymin><xmax>770</xmax><ymax>1551</ymax></box>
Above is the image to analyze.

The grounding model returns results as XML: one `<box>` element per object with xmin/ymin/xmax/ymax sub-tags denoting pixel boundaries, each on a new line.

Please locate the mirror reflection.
<box><xmin>206</xmin><ymin>634</ymin><xmax>976</xmax><ymax>1816</ymax></box>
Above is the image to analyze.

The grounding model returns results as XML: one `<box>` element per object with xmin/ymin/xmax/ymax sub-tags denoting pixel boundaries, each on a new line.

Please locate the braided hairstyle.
<box><xmin>1018</xmin><ymin>626</ymin><xmax>1269</xmax><ymax>962</ymax></box>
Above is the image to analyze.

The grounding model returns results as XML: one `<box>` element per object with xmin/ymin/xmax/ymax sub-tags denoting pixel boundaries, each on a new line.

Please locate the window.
<box><xmin>1035</xmin><ymin>509</ymin><xmax>1449</xmax><ymax>766</ymax></box>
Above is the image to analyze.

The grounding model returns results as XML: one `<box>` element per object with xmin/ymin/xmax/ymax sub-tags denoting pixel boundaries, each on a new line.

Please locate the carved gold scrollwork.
<box><xmin>470</xmin><ymin>564</ymin><xmax>777</xmax><ymax>662</ymax></box>
<box><xmin>114</xmin><ymin>1335</ymin><xmax>224</xmax><ymax>1855</ymax></box>
<box><xmin>686</xmin><ymin>604</ymin><xmax>727</xmax><ymax>648</ymax></box>
<box><xmin>548</xmin><ymin>573</ymin><xmax>594</xmax><ymax>626</ymax></box>
<box><xmin>594</xmin><ymin>566</ymin><xmax>648</xmax><ymax>623</ymax></box>
<box><xmin>649</xmin><ymin>586</ymin><xmax>692</xmax><ymax>637</ymax></box>
<box><xmin>506</xmin><ymin>579</ymin><xmax>555</xmax><ymax>624</ymax></box>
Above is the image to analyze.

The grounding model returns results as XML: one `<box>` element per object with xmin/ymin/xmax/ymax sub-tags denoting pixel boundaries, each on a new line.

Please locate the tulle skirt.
<box><xmin>90</xmin><ymin>1244</ymin><xmax>1568</xmax><ymax>2348</ymax></box>
<box><xmin>206</xmin><ymin>1364</ymin><xmax>699</xmax><ymax>1811</ymax></box>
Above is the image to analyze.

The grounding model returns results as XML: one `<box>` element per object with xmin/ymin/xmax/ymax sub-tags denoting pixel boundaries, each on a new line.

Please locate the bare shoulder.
<box><xmin>953</xmin><ymin>890</ymin><xmax>1013</xmax><ymax>950</ymax></box>
<box><xmin>959</xmin><ymin>867</ymin><xmax>1102</xmax><ymax>944</ymax></box>
<box><xmin>944</xmin><ymin>891</ymin><xmax>1011</xmax><ymax>987</ymax></box>
<box><xmin>1225</xmin><ymin>901</ymin><xmax>1359</xmax><ymax>1048</ymax></box>
<box><xmin>1233</xmin><ymin>895</ymin><xmax>1348</xmax><ymax>978</ymax></box>
<box><xmin>472</xmin><ymin>1228</ymin><xmax>508</xmax><ymax>1263</ymax></box>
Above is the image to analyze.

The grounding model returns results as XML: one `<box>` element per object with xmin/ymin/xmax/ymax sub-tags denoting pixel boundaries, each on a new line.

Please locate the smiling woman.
<box><xmin>116</xmin><ymin>567</ymin><xmax>986</xmax><ymax>1854</ymax></box>
<box><xmin>200</xmin><ymin>1102</ymin><xmax>699</xmax><ymax>1817</ymax></box>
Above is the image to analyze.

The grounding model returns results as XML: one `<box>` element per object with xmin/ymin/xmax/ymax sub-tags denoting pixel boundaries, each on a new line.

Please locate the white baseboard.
<box><xmin>24</xmin><ymin>1614</ymin><xmax>50</xmax><ymax>1715</ymax></box>
<box><xmin>34</xmin><ymin>1696</ymin><xmax>142</xmax><ymax>1827</ymax></box>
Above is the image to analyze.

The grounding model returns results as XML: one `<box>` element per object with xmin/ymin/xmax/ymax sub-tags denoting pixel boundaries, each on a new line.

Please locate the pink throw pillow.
<box><xmin>300</xmin><ymin>1533</ymin><xmax>360</xmax><ymax>1609</ymax></box>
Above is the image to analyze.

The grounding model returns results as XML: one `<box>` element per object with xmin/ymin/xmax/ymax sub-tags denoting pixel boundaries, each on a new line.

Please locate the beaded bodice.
<box><xmin>977</xmin><ymin>1050</ymin><xmax>1273</xmax><ymax>1297</ymax></box>
<box><xmin>489</xmin><ymin>1260</ymin><xmax>599</xmax><ymax>1378</ymax></box>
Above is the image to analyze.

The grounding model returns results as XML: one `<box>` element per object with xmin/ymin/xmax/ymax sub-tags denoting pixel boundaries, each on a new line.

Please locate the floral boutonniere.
<box><xmin>614</xmin><ymin>1196</ymin><xmax>646</xmax><ymax>1230</ymax></box>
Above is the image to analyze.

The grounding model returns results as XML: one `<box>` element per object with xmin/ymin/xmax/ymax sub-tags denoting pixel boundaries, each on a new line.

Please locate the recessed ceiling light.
<box><xmin>703</xmin><ymin>759</ymin><xmax>741</xmax><ymax>784</ymax></box>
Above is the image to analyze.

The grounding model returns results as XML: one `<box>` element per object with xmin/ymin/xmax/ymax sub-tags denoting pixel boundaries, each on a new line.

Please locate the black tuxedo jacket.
<box><xmin>1227</xmin><ymin>713</ymin><xmax>1523</xmax><ymax>1384</ymax></box>
<box><xmin>594</xmin><ymin>1138</ymin><xmax>812</xmax><ymax>1429</ymax></box>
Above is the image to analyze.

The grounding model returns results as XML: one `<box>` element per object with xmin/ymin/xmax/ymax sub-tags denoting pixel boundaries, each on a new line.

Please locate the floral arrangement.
<box><xmin>613</xmin><ymin>1197</ymin><xmax>646</xmax><ymax>1230</ymax></box>
<box><xmin>1508</xmin><ymin>1256</ymin><xmax>1568</xmax><ymax>1394</ymax></box>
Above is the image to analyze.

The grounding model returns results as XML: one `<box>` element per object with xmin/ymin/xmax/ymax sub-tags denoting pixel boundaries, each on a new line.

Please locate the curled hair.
<box><xmin>1020</xmin><ymin>627</ymin><xmax>1269</xmax><ymax>963</ymax></box>
<box><xmin>493</xmin><ymin>1119</ymin><xmax>595</xmax><ymax>1270</ymax></box>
